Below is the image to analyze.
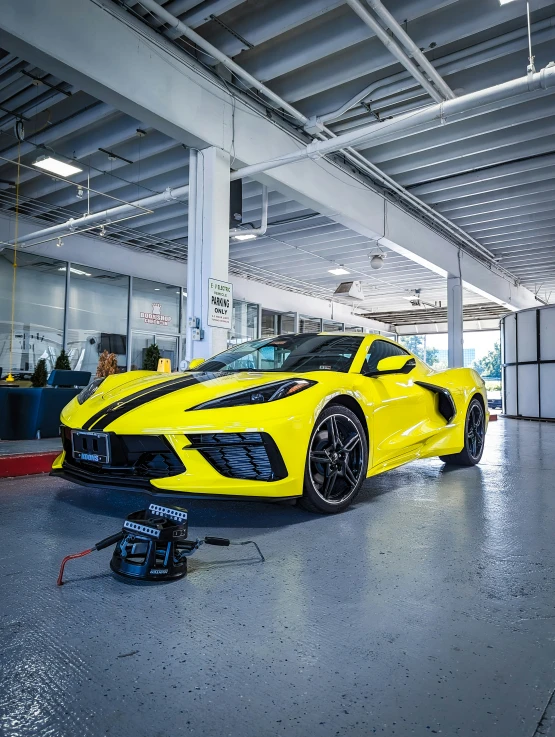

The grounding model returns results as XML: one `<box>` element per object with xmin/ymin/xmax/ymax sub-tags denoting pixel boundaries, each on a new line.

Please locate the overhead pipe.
<box><xmin>363</xmin><ymin>0</ymin><xmax>455</xmax><ymax>101</ymax></box>
<box><xmin>122</xmin><ymin>0</ymin><xmax>310</xmax><ymax>126</ymax></box>
<box><xmin>14</xmin><ymin>68</ymin><xmax>553</xmax><ymax>268</ymax></box>
<box><xmin>344</xmin><ymin>0</ymin><xmax>444</xmax><ymax>103</ymax></box>
<box><xmin>10</xmin><ymin>182</ymin><xmax>190</xmax><ymax>247</ymax></box>
<box><xmin>228</xmin><ymin>65</ymin><xmax>555</xmax><ymax>182</ymax></box>
<box><xmin>12</xmin><ymin>0</ymin><xmax>553</xmax><ymax>273</ymax></box>
<box><xmin>115</xmin><ymin>0</ymin><xmax>501</xmax><ymax>264</ymax></box>
<box><xmin>320</xmin><ymin>17</ymin><xmax>555</xmax><ymax>127</ymax></box>
<box><xmin>225</xmin><ymin>64</ymin><xmax>555</xmax><ymax>264</ymax></box>
<box><xmin>229</xmin><ymin>185</ymin><xmax>268</xmax><ymax>237</ymax></box>
<box><xmin>318</xmin><ymin>70</ymin><xmax>410</xmax><ymax>125</ymax></box>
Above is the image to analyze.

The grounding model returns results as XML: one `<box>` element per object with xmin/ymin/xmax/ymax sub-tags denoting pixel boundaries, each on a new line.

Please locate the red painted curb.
<box><xmin>0</xmin><ymin>452</ymin><xmax>59</xmax><ymax>479</ymax></box>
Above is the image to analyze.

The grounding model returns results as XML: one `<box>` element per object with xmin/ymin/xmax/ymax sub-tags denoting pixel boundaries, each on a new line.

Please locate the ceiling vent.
<box><xmin>333</xmin><ymin>281</ymin><xmax>365</xmax><ymax>300</ymax></box>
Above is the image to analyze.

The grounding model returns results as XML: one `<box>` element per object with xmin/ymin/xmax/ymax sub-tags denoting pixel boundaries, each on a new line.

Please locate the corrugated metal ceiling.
<box><xmin>1</xmin><ymin>0</ymin><xmax>554</xmax><ymax>326</ymax></box>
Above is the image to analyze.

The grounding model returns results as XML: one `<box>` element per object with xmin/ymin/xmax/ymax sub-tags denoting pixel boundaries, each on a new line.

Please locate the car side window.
<box><xmin>361</xmin><ymin>340</ymin><xmax>410</xmax><ymax>375</ymax></box>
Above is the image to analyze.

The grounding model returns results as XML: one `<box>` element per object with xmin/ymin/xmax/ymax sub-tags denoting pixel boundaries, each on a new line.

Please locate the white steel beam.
<box><xmin>186</xmin><ymin>146</ymin><xmax>231</xmax><ymax>360</ymax></box>
<box><xmin>0</xmin><ymin>0</ymin><xmax>540</xmax><ymax>311</ymax></box>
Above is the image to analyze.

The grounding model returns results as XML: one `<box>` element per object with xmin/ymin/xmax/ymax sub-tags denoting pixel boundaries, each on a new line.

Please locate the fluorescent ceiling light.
<box><xmin>233</xmin><ymin>233</ymin><xmax>257</xmax><ymax>241</ymax></box>
<box><xmin>498</xmin><ymin>0</ymin><xmax>517</xmax><ymax>4</ymax></box>
<box><xmin>154</xmin><ymin>288</ymin><xmax>160</xmax><ymax>291</ymax></box>
<box><xmin>58</xmin><ymin>266</ymin><xmax>91</xmax><ymax>276</ymax></box>
<box><xmin>34</xmin><ymin>155</ymin><xmax>82</xmax><ymax>177</ymax></box>
<box><xmin>328</xmin><ymin>267</ymin><xmax>351</xmax><ymax>275</ymax></box>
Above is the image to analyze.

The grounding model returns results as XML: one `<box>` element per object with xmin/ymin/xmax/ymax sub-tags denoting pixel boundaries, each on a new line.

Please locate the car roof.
<box><xmin>268</xmin><ymin>332</ymin><xmax>389</xmax><ymax>338</ymax></box>
<box><xmin>317</xmin><ymin>332</ymin><xmax>385</xmax><ymax>337</ymax></box>
<box><xmin>265</xmin><ymin>332</ymin><xmax>398</xmax><ymax>342</ymax></box>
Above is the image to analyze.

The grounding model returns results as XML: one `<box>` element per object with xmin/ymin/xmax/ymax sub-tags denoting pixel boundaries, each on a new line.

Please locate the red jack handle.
<box><xmin>57</xmin><ymin>532</ymin><xmax>125</xmax><ymax>586</ymax></box>
<box><xmin>57</xmin><ymin>548</ymin><xmax>95</xmax><ymax>586</ymax></box>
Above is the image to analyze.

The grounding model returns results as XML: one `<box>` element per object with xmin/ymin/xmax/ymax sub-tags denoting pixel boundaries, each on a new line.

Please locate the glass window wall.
<box><xmin>0</xmin><ymin>251</ymin><xmax>66</xmax><ymax>376</ymax></box>
<box><xmin>261</xmin><ymin>309</ymin><xmax>277</xmax><ymax>337</ymax></box>
<box><xmin>131</xmin><ymin>278</ymin><xmax>180</xmax><ymax>334</ymax></box>
<box><xmin>0</xmin><ymin>247</ymin><xmax>297</xmax><ymax>377</ymax></box>
<box><xmin>228</xmin><ymin>301</ymin><xmax>259</xmax><ymax>346</ymax></box>
<box><xmin>299</xmin><ymin>315</ymin><xmax>322</xmax><ymax>333</ymax></box>
<box><xmin>67</xmin><ymin>265</ymin><xmax>129</xmax><ymax>375</ymax></box>
<box><xmin>260</xmin><ymin>309</ymin><xmax>296</xmax><ymax>338</ymax></box>
<box><xmin>323</xmin><ymin>320</ymin><xmax>344</xmax><ymax>332</ymax></box>
<box><xmin>130</xmin><ymin>279</ymin><xmax>182</xmax><ymax>370</ymax></box>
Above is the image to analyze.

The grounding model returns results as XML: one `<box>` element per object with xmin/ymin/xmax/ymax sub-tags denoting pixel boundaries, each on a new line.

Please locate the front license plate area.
<box><xmin>72</xmin><ymin>431</ymin><xmax>110</xmax><ymax>464</ymax></box>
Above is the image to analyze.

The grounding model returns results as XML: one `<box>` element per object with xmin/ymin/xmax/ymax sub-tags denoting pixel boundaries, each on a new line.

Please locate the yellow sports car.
<box><xmin>52</xmin><ymin>333</ymin><xmax>488</xmax><ymax>513</ymax></box>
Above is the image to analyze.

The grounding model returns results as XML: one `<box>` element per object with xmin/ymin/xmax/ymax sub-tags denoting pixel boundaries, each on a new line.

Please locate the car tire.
<box><xmin>300</xmin><ymin>405</ymin><xmax>368</xmax><ymax>514</ymax></box>
<box><xmin>439</xmin><ymin>397</ymin><xmax>485</xmax><ymax>466</ymax></box>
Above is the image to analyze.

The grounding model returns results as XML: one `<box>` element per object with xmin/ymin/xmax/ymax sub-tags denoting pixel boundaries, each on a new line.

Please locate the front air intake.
<box><xmin>186</xmin><ymin>432</ymin><xmax>287</xmax><ymax>482</ymax></box>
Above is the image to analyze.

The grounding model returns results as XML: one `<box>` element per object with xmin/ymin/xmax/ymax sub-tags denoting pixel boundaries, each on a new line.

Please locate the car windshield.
<box><xmin>197</xmin><ymin>334</ymin><xmax>364</xmax><ymax>373</ymax></box>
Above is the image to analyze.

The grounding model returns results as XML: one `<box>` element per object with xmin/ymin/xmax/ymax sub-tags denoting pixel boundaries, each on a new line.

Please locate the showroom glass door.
<box><xmin>130</xmin><ymin>332</ymin><xmax>153</xmax><ymax>370</ymax></box>
<box><xmin>157</xmin><ymin>335</ymin><xmax>178</xmax><ymax>368</ymax></box>
<box><xmin>130</xmin><ymin>332</ymin><xmax>179</xmax><ymax>371</ymax></box>
<box><xmin>261</xmin><ymin>309</ymin><xmax>297</xmax><ymax>337</ymax></box>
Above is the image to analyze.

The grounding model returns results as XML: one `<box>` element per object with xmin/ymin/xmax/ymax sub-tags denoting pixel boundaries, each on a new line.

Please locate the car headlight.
<box><xmin>77</xmin><ymin>377</ymin><xmax>105</xmax><ymax>405</ymax></box>
<box><xmin>189</xmin><ymin>378</ymin><xmax>316</xmax><ymax>410</ymax></box>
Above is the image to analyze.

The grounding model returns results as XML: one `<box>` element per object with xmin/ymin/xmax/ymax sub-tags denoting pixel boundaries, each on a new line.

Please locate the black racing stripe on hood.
<box><xmin>83</xmin><ymin>372</ymin><xmax>223</xmax><ymax>431</ymax></box>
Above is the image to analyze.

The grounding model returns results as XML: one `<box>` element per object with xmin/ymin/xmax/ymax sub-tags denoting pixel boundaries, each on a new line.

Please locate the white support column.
<box><xmin>186</xmin><ymin>147</ymin><xmax>230</xmax><ymax>361</ymax></box>
<box><xmin>447</xmin><ymin>274</ymin><xmax>464</xmax><ymax>367</ymax></box>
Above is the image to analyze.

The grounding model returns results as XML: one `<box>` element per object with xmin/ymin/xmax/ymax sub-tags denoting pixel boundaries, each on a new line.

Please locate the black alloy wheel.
<box><xmin>439</xmin><ymin>397</ymin><xmax>485</xmax><ymax>466</ymax></box>
<box><xmin>467</xmin><ymin>402</ymin><xmax>485</xmax><ymax>460</ymax></box>
<box><xmin>301</xmin><ymin>405</ymin><xmax>368</xmax><ymax>514</ymax></box>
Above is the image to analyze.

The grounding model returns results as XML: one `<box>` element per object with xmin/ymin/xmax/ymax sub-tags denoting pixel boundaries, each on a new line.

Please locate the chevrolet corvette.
<box><xmin>52</xmin><ymin>333</ymin><xmax>488</xmax><ymax>513</ymax></box>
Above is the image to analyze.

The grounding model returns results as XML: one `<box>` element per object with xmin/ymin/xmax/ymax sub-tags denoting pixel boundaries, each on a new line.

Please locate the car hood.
<box><xmin>62</xmin><ymin>370</ymin><xmax>317</xmax><ymax>430</ymax></box>
<box><xmin>99</xmin><ymin>370</ymin><xmax>301</xmax><ymax>406</ymax></box>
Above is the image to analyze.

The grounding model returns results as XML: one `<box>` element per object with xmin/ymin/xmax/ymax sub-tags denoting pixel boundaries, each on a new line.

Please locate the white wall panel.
<box><xmin>504</xmin><ymin>365</ymin><xmax>517</xmax><ymax>416</ymax></box>
<box><xmin>539</xmin><ymin>307</ymin><xmax>555</xmax><ymax>360</ymax></box>
<box><xmin>502</xmin><ymin>305</ymin><xmax>555</xmax><ymax>419</ymax></box>
<box><xmin>503</xmin><ymin>313</ymin><xmax>517</xmax><ymax>364</ymax></box>
<box><xmin>540</xmin><ymin>364</ymin><xmax>555</xmax><ymax>418</ymax></box>
<box><xmin>517</xmin><ymin>364</ymin><xmax>539</xmax><ymax>418</ymax></box>
<box><xmin>517</xmin><ymin>310</ymin><xmax>537</xmax><ymax>363</ymax></box>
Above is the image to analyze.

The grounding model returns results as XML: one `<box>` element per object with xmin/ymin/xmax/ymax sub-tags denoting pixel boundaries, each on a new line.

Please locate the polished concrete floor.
<box><xmin>1</xmin><ymin>418</ymin><xmax>554</xmax><ymax>737</ymax></box>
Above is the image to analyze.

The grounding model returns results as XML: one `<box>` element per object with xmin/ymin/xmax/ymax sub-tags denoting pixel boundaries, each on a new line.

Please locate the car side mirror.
<box><xmin>367</xmin><ymin>355</ymin><xmax>416</xmax><ymax>377</ymax></box>
<box><xmin>188</xmin><ymin>358</ymin><xmax>205</xmax><ymax>370</ymax></box>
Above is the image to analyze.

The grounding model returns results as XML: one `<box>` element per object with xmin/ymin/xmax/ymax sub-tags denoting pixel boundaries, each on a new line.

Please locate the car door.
<box><xmin>359</xmin><ymin>339</ymin><xmax>443</xmax><ymax>466</ymax></box>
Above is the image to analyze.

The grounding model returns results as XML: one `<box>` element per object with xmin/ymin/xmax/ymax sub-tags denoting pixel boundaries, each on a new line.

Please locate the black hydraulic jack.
<box><xmin>57</xmin><ymin>504</ymin><xmax>264</xmax><ymax>585</ymax></box>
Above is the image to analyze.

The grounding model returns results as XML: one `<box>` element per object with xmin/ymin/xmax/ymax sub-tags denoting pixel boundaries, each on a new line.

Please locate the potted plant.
<box><xmin>96</xmin><ymin>351</ymin><xmax>118</xmax><ymax>378</ymax></box>
<box><xmin>30</xmin><ymin>358</ymin><xmax>48</xmax><ymax>388</ymax></box>
<box><xmin>143</xmin><ymin>343</ymin><xmax>161</xmax><ymax>371</ymax></box>
<box><xmin>54</xmin><ymin>350</ymin><xmax>71</xmax><ymax>370</ymax></box>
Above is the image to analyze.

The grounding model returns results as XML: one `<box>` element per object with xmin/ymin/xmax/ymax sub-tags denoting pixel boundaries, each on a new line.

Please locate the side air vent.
<box><xmin>415</xmin><ymin>382</ymin><xmax>457</xmax><ymax>423</ymax></box>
